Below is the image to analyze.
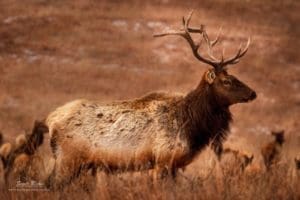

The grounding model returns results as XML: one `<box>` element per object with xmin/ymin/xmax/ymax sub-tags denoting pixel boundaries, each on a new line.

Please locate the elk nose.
<box><xmin>249</xmin><ymin>91</ymin><xmax>257</xmax><ymax>100</ymax></box>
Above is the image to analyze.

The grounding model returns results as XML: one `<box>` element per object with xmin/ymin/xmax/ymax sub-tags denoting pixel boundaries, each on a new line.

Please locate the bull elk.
<box><xmin>45</xmin><ymin>11</ymin><xmax>256</xmax><ymax>188</ymax></box>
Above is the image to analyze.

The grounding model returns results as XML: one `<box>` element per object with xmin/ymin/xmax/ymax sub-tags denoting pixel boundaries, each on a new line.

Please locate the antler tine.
<box><xmin>211</xmin><ymin>27</ymin><xmax>222</xmax><ymax>47</ymax></box>
<box><xmin>202</xmin><ymin>27</ymin><xmax>219</xmax><ymax>62</ymax></box>
<box><xmin>153</xmin><ymin>29</ymin><xmax>184</xmax><ymax>37</ymax></box>
<box><xmin>185</xmin><ymin>10</ymin><xmax>194</xmax><ymax>29</ymax></box>
<box><xmin>221</xmin><ymin>37</ymin><xmax>251</xmax><ymax>67</ymax></box>
<box><xmin>181</xmin><ymin>11</ymin><xmax>219</xmax><ymax>67</ymax></box>
<box><xmin>153</xmin><ymin>11</ymin><xmax>219</xmax><ymax>68</ymax></box>
<box><xmin>182</xmin><ymin>11</ymin><xmax>203</xmax><ymax>33</ymax></box>
<box><xmin>153</xmin><ymin>11</ymin><xmax>250</xmax><ymax>69</ymax></box>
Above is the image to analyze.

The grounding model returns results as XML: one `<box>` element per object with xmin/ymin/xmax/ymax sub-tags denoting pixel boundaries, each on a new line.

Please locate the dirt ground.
<box><xmin>0</xmin><ymin>0</ymin><xmax>299</xmax><ymax>199</ymax></box>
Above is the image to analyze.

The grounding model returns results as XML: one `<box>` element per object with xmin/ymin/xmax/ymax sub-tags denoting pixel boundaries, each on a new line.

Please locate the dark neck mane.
<box><xmin>176</xmin><ymin>79</ymin><xmax>232</xmax><ymax>153</ymax></box>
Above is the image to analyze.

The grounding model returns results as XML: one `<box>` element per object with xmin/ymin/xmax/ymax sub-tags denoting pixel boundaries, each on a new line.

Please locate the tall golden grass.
<box><xmin>0</xmin><ymin>144</ymin><xmax>299</xmax><ymax>200</ymax></box>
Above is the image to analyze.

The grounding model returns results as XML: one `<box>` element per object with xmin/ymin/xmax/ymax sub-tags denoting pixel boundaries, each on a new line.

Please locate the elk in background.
<box><xmin>261</xmin><ymin>130</ymin><xmax>285</xmax><ymax>170</ymax></box>
<box><xmin>45</xmin><ymin>11</ymin><xmax>256</xmax><ymax>189</ymax></box>
<box><xmin>220</xmin><ymin>147</ymin><xmax>254</xmax><ymax>172</ymax></box>
<box><xmin>0</xmin><ymin>132</ymin><xmax>13</xmax><ymax>186</ymax></box>
<box><xmin>0</xmin><ymin>135</ymin><xmax>12</xmax><ymax>171</ymax></box>
<box><xmin>2</xmin><ymin>121</ymin><xmax>49</xmax><ymax>185</ymax></box>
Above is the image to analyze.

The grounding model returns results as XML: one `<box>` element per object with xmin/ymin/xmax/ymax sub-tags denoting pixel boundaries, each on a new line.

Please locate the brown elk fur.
<box><xmin>0</xmin><ymin>143</ymin><xmax>12</xmax><ymax>162</ymax></box>
<box><xmin>15</xmin><ymin>134</ymin><xmax>27</xmax><ymax>149</ymax></box>
<box><xmin>12</xmin><ymin>153</ymin><xmax>30</xmax><ymax>182</ymax></box>
<box><xmin>12</xmin><ymin>153</ymin><xmax>52</xmax><ymax>183</ymax></box>
<box><xmin>0</xmin><ymin>133</ymin><xmax>12</xmax><ymax>171</ymax></box>
<box><xmin>261</xmin><ymin>130</ymin><xmax>285</xmax><ymax>170</ymax></box>
<box><xmin>3</xmin><ymin>121</ymin><xmax>48</xmax><ymax>184</ymax></box>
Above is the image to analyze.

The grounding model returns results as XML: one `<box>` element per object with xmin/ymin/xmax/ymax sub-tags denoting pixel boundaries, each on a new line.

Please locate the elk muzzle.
<box><xmin>242</xmin><ymin>90</ymin><xmax>257</xmax><ymax>102</ymax></box>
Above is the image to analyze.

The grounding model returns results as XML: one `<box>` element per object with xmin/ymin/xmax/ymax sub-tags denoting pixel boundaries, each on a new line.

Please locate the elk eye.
<box><xmin>222</xmin><ymin>80</ymin><xmax>231</xmax><ymax>86</ymax></box>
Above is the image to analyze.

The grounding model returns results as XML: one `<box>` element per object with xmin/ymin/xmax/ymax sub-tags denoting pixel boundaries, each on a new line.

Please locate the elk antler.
<box><xmin>153</xmin><ymin>11</ymin><xmax>250</xmax><ymax>71</ymax></box>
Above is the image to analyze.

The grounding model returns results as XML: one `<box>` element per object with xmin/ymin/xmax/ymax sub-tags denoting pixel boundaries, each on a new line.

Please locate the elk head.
<box><xmin>154</xmin><ymin>11</ymin><xmax>256</xmax><ymax>107</ymax></box>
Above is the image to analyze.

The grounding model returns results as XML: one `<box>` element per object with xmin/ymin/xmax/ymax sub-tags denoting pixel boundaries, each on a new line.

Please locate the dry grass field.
<box><xmin>0</xmin><ymin>0</ymin><xmax>299</xmax><ymax>199</ymax></box>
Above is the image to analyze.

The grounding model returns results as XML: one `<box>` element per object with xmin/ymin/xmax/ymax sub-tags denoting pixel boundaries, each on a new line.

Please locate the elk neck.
<box><xmin>176</xmin><ymin>78</ymin><xmax>232</xmax><ymax>153</ymax></box>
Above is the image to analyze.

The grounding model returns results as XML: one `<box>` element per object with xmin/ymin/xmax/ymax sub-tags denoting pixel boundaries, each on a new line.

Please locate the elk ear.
<box><xmin>205</xmin><ymin>70</ymin><xmax>216</xmax><ymax>84</ymax></box>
